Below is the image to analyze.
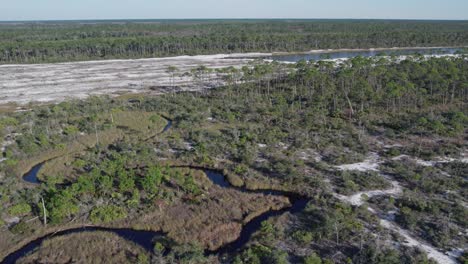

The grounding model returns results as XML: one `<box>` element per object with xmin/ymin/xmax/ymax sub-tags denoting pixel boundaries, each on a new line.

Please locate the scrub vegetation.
<box><xmin>0</xmin><ymin>20</ymin><xmax>467</xmax><ymax>264</ymax></box>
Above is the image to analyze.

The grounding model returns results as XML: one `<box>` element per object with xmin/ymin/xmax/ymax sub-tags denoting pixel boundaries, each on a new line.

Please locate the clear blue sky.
<box><xmin>1</xmin><ymin>0</ymin><xmax>467</xmax><ymax>21</ymax></box>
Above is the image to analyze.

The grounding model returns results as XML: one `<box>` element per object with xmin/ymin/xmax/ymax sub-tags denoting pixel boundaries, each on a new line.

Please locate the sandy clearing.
<box><xmin>0</xmin><ymin>53</ymin><xmax>271</xmax><ymax>68</ymax></box>
<box><xmin>334</xmin><ymin>177</ymin><xmax>402</xmax><ymax>207</ymax></box>
<box><xmin>335</xmin><ymin>180</ymin><xmax>457</xmax><ymax>264</ymax></box>
<box><xmin>332</xmin><ymin>156</ymin><xmax>459</xmax><ymax>264</ymax></box>
<box><xmin>0</xmin><ymin>53</ymin><xmax>270</xmax><ymax>105</ymax></box>
<box><xmin>335</xmin><ymin>152</ymin><xmax>381</xmax><ymax>172</ymax></box>
<box><xmin>295</xmin><ymin>148</ymin><xmax>323</xmax><ymax>162</ymax></box>
<box><xmin>380</xmin><ymin>219</ymin><xmax>457</xmax><ymax>264</ymax></box>
<box><xmin>0</xmin><ymin>139</ymin><xmax>14</xmax><ymax>164</ymax></box>
<box><xmin>321</xmin><ymin>54</ymin><xmax>463</xmax><ymax>66</ymax></box>
<box><xmin>392</xmin><ymin>154</ymin><xmax>468</xmax><ymax>166</ymax></box>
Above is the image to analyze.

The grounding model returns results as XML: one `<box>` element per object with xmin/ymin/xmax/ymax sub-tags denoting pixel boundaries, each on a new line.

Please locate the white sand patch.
<box><xmin>183</xmin><ymin>142</ymin><xmax>194</xmax><ymax>150</ymax></box>
<box><xmin>321</xmin><ymin>54</ymin><xmax>462</xmax><ymax>66</ymax></box>
<box><xmin>0</xmin><ymin>53</ymin><xmax>272</xmax><ymax>105</ymax></box>
<box><xmin>0</xmin><ymin>138</ymin><xmax>15</xmax><ymax>164</ymax></box>
<box><xmin>297</xmin><ymin>148</ymin><xmax>323</xmax><ymax>162</ymax></box>
<box><xmin>380</xmin><ymin>219</ymin><xmax>457</xmax><ymax>264</ymax></box>
<box><xmin>0</xmin><ymin>139</ymin><xmax>14</xmax><ymax>152</ymax></box>
<box><xmin>277</xmin><ymin>142</ymin><xmax>288</xmax><ymax>150</ymax></box>
<box><xmin>333</xmin><ymin>172</ymin><xmax>402</xmax><ymax>207</ymax></box>
<box><xmin>383</xmin><ymin>143</ymin><xmax>403</xmax><ymax>149</ymax></box>
<box><xmin>415</xmin><ymin>159</ymin><xmax>436</xmax><ymax>166</ymax></box>
<box><xmin>392</xmin><ymin>154</ymin><xmax>468</xmax><ymax>166</ymax></box>
<box><xmin>335</xmin><ymin>152</ymin><xmax>381</xmax><ymax>172</ymax></box>
<box><xmin>335</xmin><ymin>179</ymin><xmax>402</xmax><ymax>207</ymax></box>
<box><xmin>332</xmin><ymin>169</ymin><xmax>454</xmax><ymax>264</ymax></box>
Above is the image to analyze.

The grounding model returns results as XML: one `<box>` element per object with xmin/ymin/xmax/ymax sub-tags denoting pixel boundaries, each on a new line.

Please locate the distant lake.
<box><xmin>267</xmin><ymin>47</ymin><xmax>466</xmax><ymax>62</ymax></box>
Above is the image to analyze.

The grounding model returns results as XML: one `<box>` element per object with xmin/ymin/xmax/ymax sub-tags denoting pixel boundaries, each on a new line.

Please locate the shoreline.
<box><xmin>1</xmin><ymin>46</ymin><xmax>467</xmax><ymax>67</ymax></box>
<box><xmin>271</xmin><ymin>46</ymin><xmax>467</xmax><ymax>56</ymax></box>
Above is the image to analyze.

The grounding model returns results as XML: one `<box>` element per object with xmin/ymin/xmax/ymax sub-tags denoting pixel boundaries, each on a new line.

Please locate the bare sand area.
<box><xmin>0</xmin><ymin>53</ymin><xmax>269</xmax><ymax>106</ymax></box>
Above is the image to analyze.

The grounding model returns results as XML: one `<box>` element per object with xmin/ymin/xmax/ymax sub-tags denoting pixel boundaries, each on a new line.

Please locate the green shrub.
<box><xmin>293</xmin><ymin>230</ymin><xmax>314</xmax><ymax>245</ymax></box>
<box><xmin>72</xmin><ymin>159</ymin><xmax>87</xmax><ymax>169</ymax></box>
<box><xmin>234</xmin><ymin>164</ymin><xmax>248</xmax><ymax>175</ymax></box>
<box><xmin>137</xmin><ymin>254</ymin><xmax>149</xmax><ymax>264</ymax></box>
<box><xmin>304</xmin><ymin>253</ymin><xmax>322</xmax><ymax>264</ymax></box>
<box><xmin>90</xmin><ymin>205</ymin><xmax>127</xmax><ymax>224</ymax></box>
<box><xmin>154</xmin><ymin>242</ymin><xmax>166</xmax><ymax>255</ymax></box>
<box><xmin>46</xmin><ymin>189</ymin><xmax>80</xmax><ymax>224</ymax></box>
<box><xmin>388</xmin><ymin>148</ymin><xmax>401</xmax><ymax>157</ymax></box>
<box><xmin>8</xmin><ymin>203</ymin><xmax>32</xmax><ymax>216</ymax></box>
<box><xmin>10</xmin><ymin>221</ymin><xmax>32</xmax><ymax>234</ymax></box>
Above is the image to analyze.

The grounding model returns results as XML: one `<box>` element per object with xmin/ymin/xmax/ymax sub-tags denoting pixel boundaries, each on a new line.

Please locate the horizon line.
<box><xmin>1</xmin><ymin>17</ymin><xmax>467</xmax><ymax>23</ymax></box>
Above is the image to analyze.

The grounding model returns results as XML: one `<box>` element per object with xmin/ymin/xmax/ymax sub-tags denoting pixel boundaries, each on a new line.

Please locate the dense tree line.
<box><xmin>289</xmin><ymin>56</ymin><xmax>468</xmax><ymax>115</ymax></box>
<box><xmin>1</xmin><ymin>20</ymin><xmax>468</xmax><ymax>63</ymax></box>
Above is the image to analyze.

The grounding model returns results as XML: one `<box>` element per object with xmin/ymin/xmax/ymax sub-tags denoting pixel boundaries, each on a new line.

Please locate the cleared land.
<box><xmin>0</xmin><ymin>53</ymin><xmax>267</xmax><ymax>106</ymax></box>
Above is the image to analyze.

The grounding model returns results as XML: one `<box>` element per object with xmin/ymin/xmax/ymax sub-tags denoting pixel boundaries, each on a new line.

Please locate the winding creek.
<box><xmin>7</xmin><ymin>166</ymin><xmax>310</xmax><ymax>263</ymax></box>
<box><xmin>161</xmin><ymin>120</ymin><xmax>173</xmax><ymax>134</ymax></box>
<box><xmin>203</xmin><ymin>170</ymin><xmax>310</xmax><ymax>255</ymax></box>
<box><xmin>2</xmin><ymin>227</ymin><xmax>164</xmax><ymax>264</ymax></box>
<box><xmin>4</xmin><ymin>120</ymin><xmax>311</xmax><ymax>263</ymax></box>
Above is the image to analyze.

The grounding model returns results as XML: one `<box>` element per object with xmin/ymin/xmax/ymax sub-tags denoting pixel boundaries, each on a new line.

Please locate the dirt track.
<box><xmin>0</xmin><ymin>53</ymin><xmax>268</xmax><ymax>106</ymax></box>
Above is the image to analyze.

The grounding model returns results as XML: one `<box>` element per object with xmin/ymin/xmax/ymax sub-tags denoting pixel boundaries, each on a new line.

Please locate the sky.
<box><xmin>1</xmin><ymin>0</ymin><xmax>467</xmax><ymax>21</ymax></box>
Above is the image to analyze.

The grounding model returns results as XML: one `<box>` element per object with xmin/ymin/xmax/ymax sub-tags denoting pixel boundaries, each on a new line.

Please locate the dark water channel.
<box><xmin>22</xmin><ymin>163</ymin><xmax>43</xmax><ymax>184</ymax></box>
<box><xmin>161</xmin><ymin>120</ymin><xmax>173</xmax><ymax>133</ymax></box>
<box><xmin>8</xmin><ymin>168</ymin><xmax>309</xmax><ymax>262</ymax></box>
<box><xmin>204</xmin><ymin>169</ymin><xmax>310</xmax><ymax>254</ymax></box>
<box><xmin>5</xmin><ymin>123</ymin><xmax>310</xmax><ymax>263</ymax></box>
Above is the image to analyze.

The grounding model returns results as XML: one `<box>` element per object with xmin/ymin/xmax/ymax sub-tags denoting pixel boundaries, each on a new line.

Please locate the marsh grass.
<box><xmin>16</xmin><ymin>231</ymin><xmax>149</xmax><ymax>264</ymax></box>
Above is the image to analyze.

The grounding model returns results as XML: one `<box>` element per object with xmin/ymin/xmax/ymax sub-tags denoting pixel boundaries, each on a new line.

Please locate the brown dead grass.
<box><xmin>130</xmin><ymin>170</ymin><xmax>290</xmax><ymax>251</ymax></box>
<box><xmin>0</xmin><ymin>102</ymin><xmax>22</xmax><ymax>114</ymax></box>
<box><xmin>16</xmin><ymin>231</ymin><xmax>148</xmax><ymax>264</ymax></box>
